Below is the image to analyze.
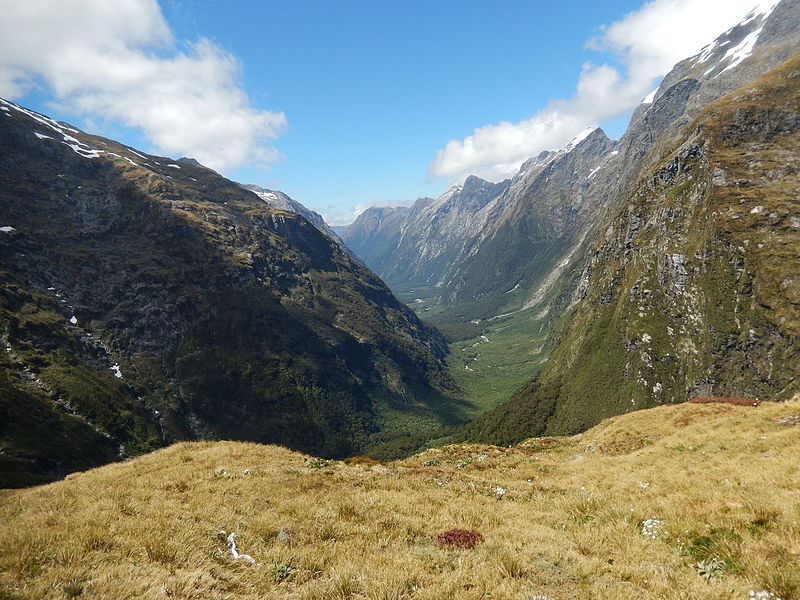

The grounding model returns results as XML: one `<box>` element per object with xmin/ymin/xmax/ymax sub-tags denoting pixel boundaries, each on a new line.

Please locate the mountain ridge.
<box><xmin>0</xmin><ymin>97</ymin><xmax>463</xmax><ymax>487</ymax></box>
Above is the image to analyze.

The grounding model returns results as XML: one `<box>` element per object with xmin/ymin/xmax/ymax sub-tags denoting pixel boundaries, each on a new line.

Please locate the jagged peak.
<box><xmin>462</xmin><ymin>174</ymin><xmax>491</xmax><ymax>188</ymax></box>
<box><xmin>686</xmin><ymin>0</ymin><xmax>783</xmax><ymax>79</ymax></box>
<box><xmin>562</xmin><ymin>126</ymin><xmax>603</xmax><ymax>153</ymax></box>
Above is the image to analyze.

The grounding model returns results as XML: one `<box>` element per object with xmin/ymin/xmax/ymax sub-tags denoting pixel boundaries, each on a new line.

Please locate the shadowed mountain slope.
<box><xmin>0</xmin><ymin>99</ymin><xmax>462</xmax><ymax>487</ymax></box>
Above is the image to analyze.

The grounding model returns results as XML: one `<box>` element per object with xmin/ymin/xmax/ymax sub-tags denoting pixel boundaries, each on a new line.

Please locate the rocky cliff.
<box><xmin>0</xmin><ymin>99</ymin><xmax>460</xmax><ymax>487</ymax></box>
<box><xmin>449</xmin><ymin>0</ymin><xmax>800</xmax><ymax>444</ymax></box>
<box><xmin>239</xmin><ymin>184</ymin><xmax>347</xmax><ymax>249</ymax></box>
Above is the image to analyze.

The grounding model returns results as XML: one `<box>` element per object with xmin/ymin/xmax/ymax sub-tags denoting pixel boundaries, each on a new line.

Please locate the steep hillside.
<box><xmin>340</xmin><ymin>0</ymin><xmax>800</xmax><ymax>444</ymax></box>
<box><xmin>239</xmin><ymin>184</ymin><xmax>347</xmax><ymax>249</ymax></box>
<box><xmin>2</xmin><ymin>401</ymin><xmax>799</xmax><ymax>599</ymax></box>
<box><xmin>0</xmin><ymin>99</ymin><xmax>461</xmax><ymax>487</ymax></box>
<box><xmin>340</xmin><ymin>204</ymin><xmax>414</xmax><ymax>276</ymax></box>
<box><xmin>459</xmin><ymin>47</ymin><xmax>800</xmax><ymax>445</ymax></box>
<box><xmin>542</xmin><ymin>49</ymin><xmax>800</xmax><ymax>433</ymax></box>
<box><xmin>343</xmin><ymin>137</ymin><xmax>613</xmax><ymax>327</ymax></box>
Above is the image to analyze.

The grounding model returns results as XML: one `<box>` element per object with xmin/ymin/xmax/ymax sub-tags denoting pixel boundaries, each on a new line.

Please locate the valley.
<box><xmin>1</xmin><ymin>1</ymin><xmax>799</xmax><ymax>597</ymax></box>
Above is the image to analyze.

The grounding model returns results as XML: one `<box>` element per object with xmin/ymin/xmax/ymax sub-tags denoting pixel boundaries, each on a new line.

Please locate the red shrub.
<box><xmin>689</xmin><ymin>396</ymin><xmax>760</xmax><ymax>406</ymax></box>
<box><xmin>436</xmin><ymin>529</ymin><xmax>484</xmax><ymax>549</ymax></box>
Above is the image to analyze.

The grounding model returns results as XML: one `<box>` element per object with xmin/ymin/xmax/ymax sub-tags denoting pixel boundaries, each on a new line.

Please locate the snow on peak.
<box><xmin>692</xmin><ymin>0</ymin><xmax>779</xmax><ymax>73</ymax></box>
<box><xmin>563</xmin><ymin>126</ymin><xmax>598</xmax><ymax>153</ymax></box>
<box><xmin>442</xmin><ymin>184</ymin><xmax>462</xmax><ymax>199</ymax></box>
<box><xmin>641</xmin><ymin>88</ymin><xmax>658</xmax><ymax>105</ymax></box>
<box><xmin>0</xmin><ymin>226</ymin><xmax>16</xmax><ymax>233</ymax></box>
<box><xmin>742</xmin><ymin>0</ymin><xmax>780</xmax><ymax>24</ymax></box>
<box><xmin>718</xmin><ymin>27</ymin><xmax>763</xmax><ymax>74</ymax></box>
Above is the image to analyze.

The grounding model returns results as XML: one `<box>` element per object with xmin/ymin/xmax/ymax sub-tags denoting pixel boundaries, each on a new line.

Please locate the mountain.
<box><xmin>2</xmin><ymin>400</ymin><xmax>799</xmax><ymax>599</ymax></box>
<box><xmin>343</xmin><ymin>128</ymin><xmax>617</xmax><ymax>336</ymax></box>
<box><xmin>0</xmin><ymin>99</ymin><xmax>462</xmax><ymax>487</ymax></box>
<box><xmin>449</xmin><ymin>0</ymin><xmax>800</xmax><ymax>444</ymax></box>
<box><xmin>345</xmin><ymin>2</ymin><xmax>799</xmax><ymax>337</ymax></box>
<box><xmin>340</xmin><ymin>204</ymin><xmax>413</xmax><ymax>276</ymax></box>
<box><xmin>239</xmin><ymin>184</ymin><xmax>346</xmax><ymax>248</ymax></box>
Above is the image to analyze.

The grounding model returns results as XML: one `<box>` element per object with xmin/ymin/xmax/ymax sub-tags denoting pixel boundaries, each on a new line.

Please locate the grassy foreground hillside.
<box><xmin>2</xmin><ymin>401</ymin><xmax>799</xmax><ymax>599</ymax></box>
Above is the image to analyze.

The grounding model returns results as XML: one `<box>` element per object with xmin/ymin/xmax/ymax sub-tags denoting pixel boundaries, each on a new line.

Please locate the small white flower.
<box><xmin>640</xmin><ymin>518</ymin><xmax>666</xmax><ymax>540</ymax></box>
<box><xmin>639</xmin><ymin>481</ymin><xmax>650</xmax><ymax>489</ymax></box>
<box><xmin>494</xmin><ymin>486</ymin><xmax>506</xmax><ymax>498</ymax></box>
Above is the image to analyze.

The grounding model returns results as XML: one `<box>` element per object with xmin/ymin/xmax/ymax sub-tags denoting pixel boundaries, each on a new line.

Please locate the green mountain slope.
<box><xmin>0</xmin><ymin>99</ymin><xmax>461</xmax><ymax>487</ymax></box>
<box><xmin>455</xmin><ymin>51</ymin><xmax>800</xmax><ymax>446</ymax></box>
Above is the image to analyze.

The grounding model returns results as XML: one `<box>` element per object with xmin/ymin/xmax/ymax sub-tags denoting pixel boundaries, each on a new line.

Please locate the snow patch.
<box><xmin>167</xmin><ymin>163</ymin><xmax>181</xmax><ymax>169</ymax></box>
<box><xmin>1</xmin><ymin>226</ymin><xmax>16</xmax><ymax>233</ymax></box>
<box><xmin>105</xmin><ymin>152</ymin><xmax>138</xmax><ymax>166</ymax></box>
<box><xmin>641</xmin><ymin>88</ymin><xmax>658</xmax><ymax>105</ymax></box>
<box><xmin>741</xmin><ymin>0</ymin><xmax>780</xmax><ymax>25</ymax></box>
<box><xmin>587</xmin><ymin>165</ymin><xmax>604</xmax><ymax>179</ymax></box>
<box><xmin>34</xmin><ymin>132</ymin><xmax>53</xmax><ymax>140</ymax></box>
<box><xmin>69</xmin><ymin>316</ymin><xmax>78</xmax><ymax>325</ymax></box>
<box><xmin>719</xmin><ymin>28</ymin><xmax>763</xmax><ymax>74</ymax></box>
<box><xmin>1</xmin><ymin>98</ymin><xmax>104</xmax><ymax>159</ymax></box>
<box><xmin>563</xmin><ymin>126</ymin><xmax>598</xmax><ymax>153</ymax></box>
<box><xmin>111</xmin><ymin>363</ymin><xmax>123</xmax><ymax>379</ymax></box>
<box><xmin>256</xmin><ymin>191</ymin><xmax>279</xmax><ymax>203</ymax></box>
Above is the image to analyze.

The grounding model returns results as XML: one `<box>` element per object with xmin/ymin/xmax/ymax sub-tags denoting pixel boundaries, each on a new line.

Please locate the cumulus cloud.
<box><xmin>429</xmin><ymin>0</ymin><xmax>772</xmax><ymax>182</ymax></box>
<box><xmin>0</xmin><ymin>0</ymin><xmax>286</xmax><ymax>172</ymax></box>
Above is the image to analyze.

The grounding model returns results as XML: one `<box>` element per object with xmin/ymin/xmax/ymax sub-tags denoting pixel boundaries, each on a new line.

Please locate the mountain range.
<box><xmin>343</xmin><ymin>0</ymin><xmax>800</xmax><ymax>442</ymax></box>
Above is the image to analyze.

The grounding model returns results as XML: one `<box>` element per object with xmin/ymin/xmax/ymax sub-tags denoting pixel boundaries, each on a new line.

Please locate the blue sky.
<box><xmin>0</xmin><ymin>0</ymin><xmax>769</xmax><ymax>224</ymax></box>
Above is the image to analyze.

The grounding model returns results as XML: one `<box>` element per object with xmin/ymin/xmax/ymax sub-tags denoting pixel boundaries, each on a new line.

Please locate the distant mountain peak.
<box><xmin>239</xmin><ymin>183</ymin><xmax>348</xmax><ymax>250</ymax></box>
<box><xmin>562</xmin><ymin>126</ymin><xmax>600</xmax><ymax>153</ymax></box>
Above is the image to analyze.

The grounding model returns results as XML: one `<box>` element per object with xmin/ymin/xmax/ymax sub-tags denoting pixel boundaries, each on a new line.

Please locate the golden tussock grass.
<box><xmin>1</xmin><ymin>401</ymin><xmax>799</xmax><ymax>599</ymax></box>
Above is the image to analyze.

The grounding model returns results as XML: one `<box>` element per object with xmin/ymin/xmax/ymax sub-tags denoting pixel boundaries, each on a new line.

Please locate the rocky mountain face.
<box><xmin>343</xmin><ymin>128</ymin><xmax>619</xmax><ymax>331</ymax></box>
<box><xmin>449</xmin><ymin>0</ymin><xmax>800</xmax><ymax>444</ymax></box>
<box><xmin>0</xmin><ymin>99</ymin><xmax>461</xmax><ymax>487</ymax></box>
<box><xmin>345</xmin><ymin>1</ymin><xmax>799</xmax><ymax>335</ymax></box>
<box><xmin>239</xmin><ymin>184</ymin><xmax>347</xmax><ymax>249</ymax></box>
<box><xmin>344</xmin><ymin>176</ymin><xmax>511</xmax><ymax>293</ymax></box>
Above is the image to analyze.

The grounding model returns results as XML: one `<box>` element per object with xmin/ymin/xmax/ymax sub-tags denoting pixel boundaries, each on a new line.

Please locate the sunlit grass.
<box><xmin>1</xmin><ymin>400</ymin><xmax>799</xmax><ymax>599</ymax></box>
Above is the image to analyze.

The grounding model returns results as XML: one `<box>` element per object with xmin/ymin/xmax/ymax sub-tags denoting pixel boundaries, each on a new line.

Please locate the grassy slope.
<box><xmin>2</xmin><ymin>401</ymin><xmax>799</xmax><ymax>600</ymax></box>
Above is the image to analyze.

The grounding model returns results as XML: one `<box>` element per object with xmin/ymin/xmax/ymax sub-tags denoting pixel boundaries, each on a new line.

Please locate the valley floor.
<box><xmin>2</xmin><ymin>401</ymin><xmax>799</xmax><ymax>599</ymax></box>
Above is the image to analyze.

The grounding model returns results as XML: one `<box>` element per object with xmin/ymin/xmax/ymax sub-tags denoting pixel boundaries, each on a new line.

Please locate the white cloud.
<box><xmin>429</xmin><ymin>0</ymin><xmax>772</xmax><ymax>182</ymax></box>
<box><xmin>0</xmin><ymin>0</ymin><xmax>286</xmax><ymax>173</ymax></box>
